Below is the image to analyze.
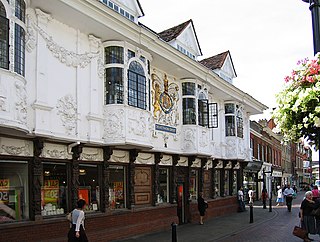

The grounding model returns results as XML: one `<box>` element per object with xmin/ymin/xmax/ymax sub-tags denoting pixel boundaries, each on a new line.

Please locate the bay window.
<box><xmin>225</xmin><ymin>103</ymin><xmax>243</xmax><ymax>137</ymax></box>
<box><xmin>128</xmin><ymin>61</ymin><xmax>146</xmax><ymax>109</ymax></box>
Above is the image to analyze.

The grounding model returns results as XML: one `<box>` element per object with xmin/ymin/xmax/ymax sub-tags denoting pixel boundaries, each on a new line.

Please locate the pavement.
<box><xmin>113</xmin><ymin>190</ymin><xmax>320</xmax><ymax>242</ymax></box>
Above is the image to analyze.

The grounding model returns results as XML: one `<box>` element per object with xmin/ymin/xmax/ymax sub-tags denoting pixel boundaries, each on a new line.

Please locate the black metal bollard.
<box><xmin>171</xmin><ymin>222</ymin><xmax>177</xmax><ymax>242</ymax></box>
<box><xmin>269</xmin><ymin>198</ymin><xmax>272</xmax><ymax>212</ymax></box>
<box><xmin>249</xmin><ymin>203</ymin><xmax>253</xmax><ymax>223</ymax></box>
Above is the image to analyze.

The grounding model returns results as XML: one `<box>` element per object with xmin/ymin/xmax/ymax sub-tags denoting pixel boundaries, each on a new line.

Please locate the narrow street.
<box><xmin>116</xmin><ymin>190</ymin><xmax>320</xmax><ymax>242</ymax></box>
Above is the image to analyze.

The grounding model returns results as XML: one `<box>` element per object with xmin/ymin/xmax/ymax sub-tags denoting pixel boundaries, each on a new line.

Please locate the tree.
<box><xmin>272</xmin><ymin>53</ymin><xmax>320</xmax><ymax>150</ymax></box>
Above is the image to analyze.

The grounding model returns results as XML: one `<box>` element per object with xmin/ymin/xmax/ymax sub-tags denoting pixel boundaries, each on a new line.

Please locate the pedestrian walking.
<box><xmin>248</xmin><ymin>187</ymin><xmax>254</xmax><ymax>204</ymax></box>
<box><xmin>276</xmin><ymin>185</ymin><xmax>284</xmax><ymax>206</ymax></box>
<box><xmin>300</xmin><ymin>191</ymin><xmax>316</xmax><ymax>242</ymax></box>
<box><xmin>261</xmin><ymin>187</ymin><xmax>268</xmax><ymax>208</ymax></box>
<box><xmin>68</xmin><ymin>199</ymin><xmax>89</xmax><ymax>242</ymax></box>
<box><xmin>197</xmin><ymin>192</ymin><xmax>207</xmax><ymax>225</ymax></box>
<box><xmin>312</xmin><ymin>185</ymin><xmax>319</xmax><ymax>201</ymax></box>
<box><xmin>283</xmin><ymin>184</ymin><xmax>294</xmax><ymax>212</ymax></box>
<box><xmin>237</xmin><ymin>186</ymin><xmax>245</xmax><ymax>212</ymax></box>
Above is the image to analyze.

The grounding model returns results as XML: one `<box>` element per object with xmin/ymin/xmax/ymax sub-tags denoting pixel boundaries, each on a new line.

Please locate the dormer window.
<box><xmin>177</xmin><ymin>44</ymin><xmax>195</xmax><ymax>60</ymax></box>
<box><xmin>100</xmin><ymin>0</ymin><xmax>136</xmax><ymax>23</ymax></box>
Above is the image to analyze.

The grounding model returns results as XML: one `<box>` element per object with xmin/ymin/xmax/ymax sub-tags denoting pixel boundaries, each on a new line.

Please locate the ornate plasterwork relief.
<box><xmin>15</xmin><ymin>82</ymin><xmax>27</xmax><ymax>124</ymax></box>
<box><xmin>0</xmin><ymin>81</ymin><xmax>7</xmax><ymax>111</ymax></box>
<box><xmin>215</xmin><ymin>160</ymin><xmax>223</xmax><ymax>169</ymax></box>
<box><xmin>26</xmin><ymin>9</ymin><xmax>101</xmax><ymax>68</ymax></box>
<box><xmin>226</xmin><ymin>138</ymin><xmax>236</xmax><ymax>157</ymax></box>
<box><xmin>0</xmin><ymin>137</ymin><xmax>32</xmax><ymax>157</ymax></box>
<box><xmin>177</xmin><ymin>156</ymin><xmax>188</xmax><ymax>167</ymax></box>
<box><xmin>191</xmin><ymin>158</ymin><xmax>201</xmax><ymax>168</ymax></box>
<box><xmin>205</xmin><ymin>159</ymin><xmax>213</xmax><ymax>169</ymax></box>
<box><xmin>199</xmin><ymin>129</ymin><xmax>209</xmax><ymax>148</ymax></box>
<box><xmin>234</xmin><ymin>162</ymin><xmax>240</xmax><ymax>170</ymax></box>
<box><xmin>41</xmin><ymin>143</ymin><xmax>72</xmax><ymax>159</ymax></box>
<box><xmin>80</xmin><ymin>147</ymin><xmax>103</xmax><ymax>161</ymax></box>
<box><xmin>182</xmin><ymin>128</ymin><xmax>195</xmax><ymax>151</ymax></box>
<box><xmin>159</xmin><ymin>155</ymin><xmax>172</xmax><ymax>166</ymax></box>
<box><xmin>109</xmin><ymin>150</ymin><xmax>129</xmax><ymax>163</ymax></box>
<box><xmin>127</xmin><ymin>110</ymin><xmax>148</xmax><ymax>137</ymax></box>
<box><xmin>225</xmin><ymin>161</ymin><xmax>232</xmax><ymax>169</ymax></box>
<box><xmin>103</xmin><ymin>108</ymin><xmax>125</xmax><ymax>140</ymax></box>
<box><xmin>135</xmin><ymin>153</ymin><xmax>154</xmax><ymax>165</ymax></box>
<box><xmin>56</xmin><ymin>94</ymin><xmax>77</xmax><ymax>135</ymax></box>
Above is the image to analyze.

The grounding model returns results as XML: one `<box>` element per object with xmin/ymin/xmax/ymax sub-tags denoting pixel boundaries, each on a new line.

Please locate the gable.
<box><xmin>221</xmin><ymin>54</ymin><xmax>237</xmax><ymax>80</ymax></box>
<box><xmin>176</xmin><ymin>23</ymin><xmax>202</xmax><ymax>58</ymax></box>
<box><xmin>112</xmin><ymin>0</ymin><xmax>144</xmax><ymax>22</ymax></box>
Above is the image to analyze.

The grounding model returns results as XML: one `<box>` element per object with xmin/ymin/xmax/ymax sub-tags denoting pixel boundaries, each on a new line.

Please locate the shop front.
<box><xmin>243</xmin><ymin>159</ymin><xmax>263</xmax><ymax>203</ymax></box>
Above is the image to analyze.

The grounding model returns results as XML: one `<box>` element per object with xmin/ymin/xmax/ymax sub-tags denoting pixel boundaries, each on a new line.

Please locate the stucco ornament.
<box><xmin>15</xmin><ymin>82</ymin><xmax>27</xmax><ymax>123</ymax></box>
<box><xmin>273</xmin><ymin>53</ymin><xmax>320</xmax><ymax>149</ymax></box>
<box><xmin>27</xmin><ymin>9</ymin><xmax>101</xmax><ymax>68</ymax></box>
<box><xmin>56</xmin><ymin>94</ymin><xmax>77</xmax><ymax>135</ymax></box>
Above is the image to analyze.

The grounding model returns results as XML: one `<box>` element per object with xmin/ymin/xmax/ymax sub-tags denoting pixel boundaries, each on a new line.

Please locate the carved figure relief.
<box><xmin>41</xmin><ymin>143</ymin><xmax>71</xmax><ymax>159</ymax></box>
<box><xmin>56</xmin><ymin>94</ymin><xmax>77</xmax><ymax>135</ymax></box>
<box><xmin>0</xmin><ymin>82</ymin><xmax>7</xmax><ymax>111</ymax></box>
<box><xmin>226</xmin><ymin>139</ymin><xmax>236</xmax><ymax>157</ymax></box>
<box><xmin>80</xmin><ymin>147</ymin><xmax>103</xmax><ymax>161</ymax></box>
<box><xmin>15</xmin><ymin>82</ymin><xmax>27</xmax><ymax>124</ymax></box>
<box><xmin>103</xmin><ymin>108</ymin><xmax>125</xmax><ymax>140</ymax></box>
<box><xmin>182</xmin><ymin>128</ymin><xmax>195</xmax><ymax>151</ymax></box>
<box><xmin>128</xmin><ymin>111</ymin><xmax>148</xmax><ymax>137</ymax></box>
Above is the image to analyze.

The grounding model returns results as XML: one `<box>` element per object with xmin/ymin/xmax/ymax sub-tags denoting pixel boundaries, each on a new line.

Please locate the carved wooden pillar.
<box><xmin>200</xmin><ymin>158</ymin><xmax>207</xmax><ymax>193</ymax></box>
<box><xmin>171</xmin><ymin>154</ymin><xmax>180</xmax><ymax>203</ymax></box>
<box><xmin>71</xmin><ymin>144</ymin><xmax>83</xmax><ymax>208</ymax></box>
<box><xmin>31</xmin><ymin>139</ymin><xmax>44</xmax><ymax>221</ymax></box>
<box><xmin>153</xmin><ymin>152</ymin><xmax>162</xmax><ymax>206</ymax></box>
<box><xmin>128</xmin><ymin>149</ymin><xmax>139</xmax><ymax>209</ymax></box>
<box><xmin>239</xmin><ymin>161</ymin><xmax>248</xmax><ymax>189</ymax></box>
<box><xmin>101</xmin><ymin>147</ymin><xmax>113</xmax><ymax>212</ymax></box>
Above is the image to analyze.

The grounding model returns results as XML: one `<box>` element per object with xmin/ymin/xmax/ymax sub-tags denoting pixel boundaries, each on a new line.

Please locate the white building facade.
<box><xmin>0</xmin><ymin>0</ymin><xmax>267</xmax><ymax>240</ymax></box>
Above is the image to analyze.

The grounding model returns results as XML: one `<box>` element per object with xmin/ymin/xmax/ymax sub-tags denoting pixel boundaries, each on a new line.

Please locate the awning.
<box><xmin>243</xmin><ymin>160</ymin><xmax>263</xmax><ymax>172</ymax></box>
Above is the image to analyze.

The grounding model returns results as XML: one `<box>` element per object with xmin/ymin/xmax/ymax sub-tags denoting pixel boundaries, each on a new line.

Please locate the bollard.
<box><xmin>269</xmin><ymin>198</ymin><xmax>272</xmax><ymax>212</ymax></box>
<box><xmin>249</xmin><ymin>203</ymin><xmax>253</xmax><ymax>223</ymax></box>
<box><xmin>171</xmin><ymin>222</ymin><xmax>177</xmax><ymax>242</ymax></box>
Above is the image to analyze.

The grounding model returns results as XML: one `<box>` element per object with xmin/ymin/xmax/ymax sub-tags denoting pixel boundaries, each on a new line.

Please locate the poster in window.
<box><xmin>42</xmin><ymin>179</ymin><xmax>59</xmax><ymax>205</ymax></box>
<box><xmin>78</xmin><ymin>188</ymin><xmax>89</xmax><ymax>205</ymax></box>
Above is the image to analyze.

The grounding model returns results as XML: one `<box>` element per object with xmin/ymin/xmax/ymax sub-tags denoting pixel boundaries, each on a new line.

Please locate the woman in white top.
<box><xmin>276</xmin><ymin>185</ymin><xmax>284</xmax><ymax>206</ymax></box>
<box><xmin>68</xmin><ymin>199</ymin><xmax>88</xmax><ymax>242</ymax></box>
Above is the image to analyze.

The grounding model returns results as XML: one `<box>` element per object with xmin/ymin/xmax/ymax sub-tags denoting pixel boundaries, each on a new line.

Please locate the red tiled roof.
<box><xmin>158</xmin><ymin>19</ymin><xmax>192</xmax><ymax>42</ymax></box>
<box><xmin>199</xmin><ymin>51</ymin><xmax>229</xmax><ymax>70</ymax></box>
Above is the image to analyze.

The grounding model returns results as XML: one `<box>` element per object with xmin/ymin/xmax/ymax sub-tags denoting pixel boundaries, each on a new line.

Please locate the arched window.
<box><xmin>198</xmin><ymin>91</ymin><xmax>208</xmax><ymax>127</ymax></box>
<box><xmin>0</xmin><ymin>1</ymin><xmax>9</xmax><ymax>70</ymax></box>
<box><xmin>128</xmin><ymin>61</ymin><xmax>146</xmax><ymax>109</ymax></box>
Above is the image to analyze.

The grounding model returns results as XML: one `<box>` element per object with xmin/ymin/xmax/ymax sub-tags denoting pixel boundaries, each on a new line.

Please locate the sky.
<box><xmin>137</xmin><ymin>0</ymin><xmax>319</xmax><ymax>160</ymax></box>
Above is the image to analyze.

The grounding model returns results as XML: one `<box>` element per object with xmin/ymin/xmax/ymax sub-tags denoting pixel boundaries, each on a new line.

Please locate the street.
<box><xmin>115</xmin><ymin>190</ymin><xmax>320</xmax><ymax>242</ymax></box>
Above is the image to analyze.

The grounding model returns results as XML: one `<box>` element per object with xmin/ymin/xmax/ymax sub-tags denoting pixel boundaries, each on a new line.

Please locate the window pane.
<box><xmin>127</xmin><ymin>50</ymin><xmax>135</xmax><ymax>61</ymax></box>
<box><xmin>0</xmin><ymin>161</ymin><xmax>28</xmax><ymax>223</ymax></box>
<box><xmin>182</xmin><ymin>82</ymin><xmax>195</xmax><ymax>95</ymax></box>
<box><xmin>109</xmin><ymin>165</ymin><xmax>126</xmax><ymax>209</ymax></box>
<box><xmin>225</xmin><ymin>103</ymin><xmax>235</xmax><ymax>114</ymax></box>
<box><xmin>158</xmin><ymin>168</ymin><xmax>169</xmax><ymax>203</ymax></box>
<box><xmin>225</xmin><ymin>116</ymin><xmax>235</xmax><ymax>136</ymax></box>
<box><xmin>41</xmin><ymin>163</ymin><xmax>67</xmax><ymax>217</ymax></box>
<box><xmin>15</xmin><ymin>0</ymin><xmax>25</xmax><ymax>22</ymax></box>
<box><xmin>105</xmin><ymin>46</ymin><xmax>123</xmax><ymax>64</ymax></box>
<box><xmin>79</xmin><ymin>165</ymin><xmax>100</xmax><ymax>212</ymax></box>
<box><xmin>198</xmin><ymin>99</ymin><xmax>208</xmax><ymax>127</ymax></box>
<box><xmin>128</xmin><ymin>61</ymin><xmax>146</xmax><ymax>109</ymax></box>
<box><xmin>189</xmin><ymin>170</ymin><xmax>198</xmax><ymax>200</ymax></box>
<box><xmin>208</xmin><ymin>103</ymin><xmax>218</xmax><ymax>128</ymax></box>
<box><xmin>14</xmin><ymin>24</ymin><xmax>25</xmax><ymax>76</ymax></box>
<box><xmin>0</xmin><ymin>2</ymin><xmax>6</xmax><ymax>17</ymax></box>
<box><xmin>105</xmin><ymin>67</ymin><xmax>123</xmax><ymax>104</ymax></box>
<box><xmin>237</xmin><ymin>117</ymin><xmax>243</xmax><ymax>138</ymax></box>
<box><xmin>183</xmin><ymin>98</ymin><xmax>196</xmax><ymax>124</ymax></box>
<box><xmin>215</xmin><ymin>170</ymin><xmax>220</xmax><ymax>197</ymax></box>
<box><xmin>0</xmin><ymin>16</ymin><xmax>9</xmax><ymax>70</ymax></box>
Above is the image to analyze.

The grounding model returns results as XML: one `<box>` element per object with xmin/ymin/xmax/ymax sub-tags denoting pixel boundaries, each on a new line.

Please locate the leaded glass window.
<box><xmin>183</xmin><ymin>98</ymin><xmax>196</xmax><ymax>125</ymax></box>
<box><xmin>14</xmin><ymin>24</ymin><xmax>25</xmax><ymax>76</ymax></box>
<box><xmin>105</xmin><ymin>46</ymin><xmax>123</xmax><ymax>64</ymax></box>
<box><xmin>105</xmin><ymin>67</ymin><xmax>123</xmax><ymax>104</ymax></box>
<box><xmin>128</xmin><ymin>61</ymin><xmax>146</xmax><ymax>109</ymax></box>
<box><xmin>0</xmin><ymin>2</ymin><xmax>8</xmax><ymax>70</ymax></box>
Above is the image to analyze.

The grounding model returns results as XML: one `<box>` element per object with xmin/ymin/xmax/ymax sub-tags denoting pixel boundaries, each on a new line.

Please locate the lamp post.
<box><xmin>302</xmin><ymin>0</ymin><xmax>320</xmax><ymax>54</ymax></box>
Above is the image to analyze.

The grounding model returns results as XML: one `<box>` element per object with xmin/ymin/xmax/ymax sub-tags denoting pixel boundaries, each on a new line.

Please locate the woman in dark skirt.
<box><xmin>300</xmin><ymin>191</ymin><xmax>316</xmax><ymax>242</ymax></box>
<box><xmin>68</xmin><ymin>199</ymin><xmax>89</xmax><ymax>242</ymax></box>
<box><xmin>197</xmin><ymin>192</ymin><xmax>207</xmax><ymax>225</ymax></box>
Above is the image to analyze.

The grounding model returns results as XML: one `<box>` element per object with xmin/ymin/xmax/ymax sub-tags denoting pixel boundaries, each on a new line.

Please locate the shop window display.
<box><xmin>41</xmin><ymin>162</ymin><xmax>67</xmax><ymax>216</ymax></box>
<box><xmin>0</xmin><ymin>161</ymin><xmax>28</xmax><ymax>223</ymax></box>
<box><xmin>214</xmin><ymin>170</ymin><xmax>221</xmax><ymax>197</ymax></box>
<box><xmin>224</xmin><ymin>170</ymin><xmax>230</xmax><ymax>196</ymax></box>
<box><xmin>78</xmin><ymin>164</ymin><xmax>100</xmax><ymax>212</ymax></box>
<box><xmin>109</xmin><ymin>165</ymin><xmax>126</xmax><ymax>209</ymax></box>
<box><xmin>158</xmin><ymin>168</ymin><xmax>169</xmax><ymax>203</ymax></box>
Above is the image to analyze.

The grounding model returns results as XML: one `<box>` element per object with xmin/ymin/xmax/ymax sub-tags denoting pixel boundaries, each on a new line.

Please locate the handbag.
<box><xmin>292</xmin><ymin>225</ymin><xmax>307</xmax><ymax>239</ymax></box>
<box><xmin>312</xmin><ymin>207</ymin><xmax>320</xmax><ymax>216</ymax></box>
